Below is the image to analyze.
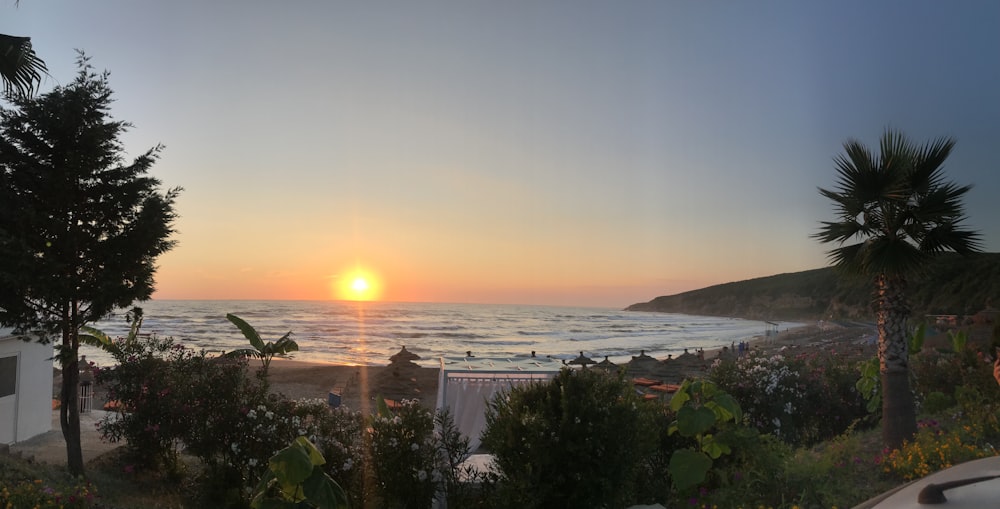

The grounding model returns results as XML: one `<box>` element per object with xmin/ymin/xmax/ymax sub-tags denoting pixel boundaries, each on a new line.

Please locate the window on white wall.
<box><xmin>0</xmin><ymin>356</ymin><xmax>16</xmax><ymax>397</ymax></box>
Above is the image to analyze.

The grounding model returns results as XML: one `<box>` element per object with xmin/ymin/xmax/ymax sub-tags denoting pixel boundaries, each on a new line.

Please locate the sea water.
<box><xmin>80</xmin><ymin>300</ymin><xmax>802</xmax><ymax>367</ymax></box>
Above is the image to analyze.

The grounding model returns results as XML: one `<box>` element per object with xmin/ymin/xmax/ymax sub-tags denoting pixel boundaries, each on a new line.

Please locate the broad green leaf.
<box><xmin>698</xmin><ymin>380</ymin><xmax>718</xmax><ymax>399</ymax></box>
<box><xmin>302</xmin><ymin>469</ymin><xmax>350</xmax><ymax>509</ymax></box>
<box><xmin>269</xmin><ymin>442</ymin><xmax>314</xmax><ymax>486</ymax></box>
<box><xmin>669</xmin><ymin>381</ymin><xmax>691</xmax><ymax>411</ymax></box>
<box><xmin>700</xmin><ymin>433</ymin><xmax>731</xmax><ymax>459</ymax></box>
<box><xmin>676</xmin><ymin>406</ymin><xmax>716</xmax><ymax>437</ymax></box>
<box><xmin>294</xmin><ymin>436</ymin><xmax>326</xmax><ymax>467</ymax></box>
<box><xmin>250</xmin><ymin>472</ymin><xmax>276</xmax><ymax>509</ymax></box>
<box><xmin>704</xmin><ymin>401</ymin><xmax>730</xmax><ymax>423</ymax></box>
<box><xmin>712</xmin><ymin>393</ymin><xmax>742</xmax><ymax>424</ymax></box>
<box><xmin>669</xmin><ymin>448</ymin><xmax>712</xmax><ymax>490</ymax></box>
<box><xmin>228</xmin><ymin>313</ymin><xmax>265</xmax><ymax>351</ymax></box>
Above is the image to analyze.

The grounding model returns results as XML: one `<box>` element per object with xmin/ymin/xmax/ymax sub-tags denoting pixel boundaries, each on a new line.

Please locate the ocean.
<box><xmin>81</xmin><ymin>300</ymin><xmax>802</xmax><ymax>368</ymax></box>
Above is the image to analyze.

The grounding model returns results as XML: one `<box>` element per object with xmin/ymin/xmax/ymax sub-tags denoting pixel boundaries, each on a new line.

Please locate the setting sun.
<box><xmin>336</xmin><ymin>268</ymin><xmax>381</xmax><ymax>301</ymax></box>
<box><xmin>351</xmin><ymin>277</ymin><xmax>369</xmax><ymax>293</ymax></box>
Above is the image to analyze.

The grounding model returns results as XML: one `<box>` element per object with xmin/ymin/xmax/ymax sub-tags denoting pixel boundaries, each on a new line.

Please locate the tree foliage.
<box><xmin>0</xmin><ymin>52</ymin><xmax>180</xmax><ymax>474</ymax></box>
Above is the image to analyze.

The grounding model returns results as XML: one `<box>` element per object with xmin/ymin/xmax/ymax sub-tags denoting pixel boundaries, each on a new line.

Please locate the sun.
<box><xmin>336</xmin><ymin>268</ymin><xmax>381</xmax><ymax>301</ymax></box>
<box><xmin>351</xmin><ymin>276</ymin><xmax>369</xmax><ymax>293</ymax></box>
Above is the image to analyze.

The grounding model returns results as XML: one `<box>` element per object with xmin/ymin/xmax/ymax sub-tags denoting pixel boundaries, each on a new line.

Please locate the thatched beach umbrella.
<box><xmin>628</xmin><ymin>350</ymin><xmax>658</xmax><ymax>368</ymax></box>
<box><xmin>627</xmin><ymin>350</ymin><xmax>660</xmax><ymax>378</ymax></box>
<box><xmin>389</xmin><ymin>346</ymin><xmax>421</xmax><ymax>364</ymax></box>
<box><xmin>568</xmin><ymin>351</ymin><xmax>595</xmax><ymax>368</ymax></box>
<box><xmin>594</xmin><ymin>355</ymin><xmax>617</xmax><ymax>372</ymax></box>
<box><xmin>674</xmin><ymin>350</ymin><xmax>700</xmax><ymax>364</ymax></box>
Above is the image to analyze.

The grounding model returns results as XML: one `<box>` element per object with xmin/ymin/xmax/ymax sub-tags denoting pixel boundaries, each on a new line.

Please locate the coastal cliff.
<box><xmin>626</xmin><ymin>253</ymin><xmax>1000</xmax><ymax>322</ymax></box>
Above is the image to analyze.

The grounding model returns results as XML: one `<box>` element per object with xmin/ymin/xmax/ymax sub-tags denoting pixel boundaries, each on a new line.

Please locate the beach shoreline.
<box><xmin>68</xmin><ymin>321</ymin><xmax>876</xmax><ymax>417</ymax></box>
<box><xmin>264</xmin><ymin>321</ymin><xmax>876</xmax><ymax>411</ymax></box>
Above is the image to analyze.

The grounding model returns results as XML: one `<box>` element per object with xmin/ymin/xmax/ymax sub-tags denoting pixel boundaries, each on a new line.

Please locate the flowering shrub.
<box><xmin>0</xmin><ymin>478</ymin><xmax>97</xmax><ymax>509</ymax></box>
<box><xmin>369</xmin><ymin>399</ymin><xmax>440</xmax><ymax>508</ymax></box>
<box><xmin>884</xmin><ymin>418</ymin><xmax>995</xmax><ymax>480</ymax></box>
<box><xmin>95</xmin><ymin>334</ymin><xmax>202</xmax><ymax>475</ymax></box>
<box><xmin>309</xmin><ymin>406</ymin><xmax>373</xmax><ymax>507</ymax></box>
<box><xmin>911</xmin><ymin>348</ymin><xmax>1000</xmax><ymax>407</ymax></box>
<box><xmin>710</xmin><ymin>350</ymin><xmax>868</xmax><ymax>446</ymax></box>
<box><xmin>482</xmin><ymin>368</ymin><xmax>661</xmax><ymax>509</ymax></box>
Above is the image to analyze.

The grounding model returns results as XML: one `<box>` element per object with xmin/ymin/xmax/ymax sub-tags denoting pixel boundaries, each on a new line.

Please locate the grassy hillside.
<box><xmin>626</xmin><ymin>253</ymin><xmax>1000</xmax><ymax>322</ymax></box>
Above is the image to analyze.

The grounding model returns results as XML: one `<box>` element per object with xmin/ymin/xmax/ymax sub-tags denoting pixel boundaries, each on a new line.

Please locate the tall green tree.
<box><xmin>0</xmin><ymin>53</ymin><xmax>180</xmax><ymax>475</ymax></box>
<box><xmin>814</xmin><ymin>129</ymin><xmax>981</xmax><ymax>449</ymax></box>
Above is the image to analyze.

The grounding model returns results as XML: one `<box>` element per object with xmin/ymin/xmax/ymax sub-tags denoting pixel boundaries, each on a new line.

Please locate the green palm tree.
<box><xmin>0</xmin><ymin>33</ymin><xmax>47</xmax><ymax>97</ymax></box>
<box><xmin>814</xmin><ymin>129</ymin><xmax>981</xmax><ymax>449</ymax></box>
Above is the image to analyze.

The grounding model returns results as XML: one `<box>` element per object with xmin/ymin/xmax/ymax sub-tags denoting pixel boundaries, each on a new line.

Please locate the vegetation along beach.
<box><xmin>3</xmin><ymin>2</ymin><xmax>1000</xmax><ymax>509</ymax></box>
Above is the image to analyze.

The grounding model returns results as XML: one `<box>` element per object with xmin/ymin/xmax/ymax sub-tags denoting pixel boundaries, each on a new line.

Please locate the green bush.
<box><xmin>922</xmin><ymin>391</ymin><xmax>955</xmax><ymax>414</ymax></box>
<box><xmin>696</xmin><ymin>426</ymin><xmax>792</xmax><ymax>507</ymax></box>
<box><xmin>481</xmin><ymin>368</ymin><xmax>661</xmax><ymax>509</ymax></box>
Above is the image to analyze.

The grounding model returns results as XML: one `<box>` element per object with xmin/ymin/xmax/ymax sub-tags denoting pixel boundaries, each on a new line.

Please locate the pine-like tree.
<box><xmin>0</xmin><ymin>53</ymin><xmax>180</xmax><ymax>475</ymax></box>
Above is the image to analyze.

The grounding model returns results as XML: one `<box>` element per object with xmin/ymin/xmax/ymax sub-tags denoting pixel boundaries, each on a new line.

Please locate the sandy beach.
<box><xmin>265</xmin><ymin>321</ymin><xmax>877</xmax><ymax>410</ymax></box>
<box><xmin>267</xmin><ymin>358</ymin><xmax>441</xmax><ymax>412</ymax></box>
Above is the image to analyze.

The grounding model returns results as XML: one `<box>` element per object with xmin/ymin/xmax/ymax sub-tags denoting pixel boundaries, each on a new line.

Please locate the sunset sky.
<box><xmin>6</xmin><ymin>1</ymin><xmax>999</xmax><ymax>308</ymax></box>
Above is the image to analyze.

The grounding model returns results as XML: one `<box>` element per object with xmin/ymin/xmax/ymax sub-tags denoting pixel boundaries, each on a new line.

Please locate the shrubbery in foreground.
<box><xmin>482</xmin><ymin>368</ymin><xmax>667</xmax><ymax>508</ymax></box>
<box><xmin>95</xmin><ymin>333</ymin><xmax>470</xmax><ymax>508</ymax></box>
<box><xmin>45</xmin><ymin>327</ymin><xmax>1000</xmax><ymax>508</ymax></box>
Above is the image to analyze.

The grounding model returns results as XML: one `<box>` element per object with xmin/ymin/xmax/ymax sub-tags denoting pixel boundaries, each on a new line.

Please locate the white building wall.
<box><xmin>0</xmin><ymin>335</ymin><xmax>53</xmax><ymax>443</ymax></box>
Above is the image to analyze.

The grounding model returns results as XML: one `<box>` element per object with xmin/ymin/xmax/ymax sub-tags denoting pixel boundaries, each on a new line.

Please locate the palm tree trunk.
<box><xmin>876</xmin><ymin>274</ymin><xmax>917</xmax><ymax>450</ymax></box>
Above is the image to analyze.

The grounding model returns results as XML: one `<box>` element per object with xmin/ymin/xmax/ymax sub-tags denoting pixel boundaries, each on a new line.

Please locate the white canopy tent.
<box><xmin>435</xmin><ymin>356</ymin><xmax>563</xmax><ymax>451</ymax></box>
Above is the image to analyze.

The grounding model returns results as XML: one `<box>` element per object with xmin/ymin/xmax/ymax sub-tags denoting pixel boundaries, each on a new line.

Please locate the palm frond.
<box><xmin>908</xmin><ymin>136</ymin><xmax>954</xmax><ymax>194</ymax></box>
<box><xmin>919</xmin><ymin>223</ymin><xmax>982</xmax><ymax>255</ymax></box>
<box><xmin>0</xmin><ymin>34</ymin><xmax>48</xmax><ymax>97</ymax></box>
<box><xmin>816</xmin><ymin>129</ymin><xmax>981</xmax><ymax>280</ymax></box>
<box><xmin>813</xmin><ymin>219</ymin><xmax>866</xmax><ymax>244</ymax></box>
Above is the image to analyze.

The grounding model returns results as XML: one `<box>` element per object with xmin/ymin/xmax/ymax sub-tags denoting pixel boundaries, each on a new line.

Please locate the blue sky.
<box><xmin>5</xmin><ymin>1</ymin><xmax>999</xmax><ymax>307</ymax></box>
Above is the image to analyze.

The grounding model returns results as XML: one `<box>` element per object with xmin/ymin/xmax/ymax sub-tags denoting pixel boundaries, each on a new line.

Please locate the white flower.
<box><xmin>417</xmin><ymin>470</ymin><xmax>428</xmax><ymax>481</ymax></box>
<box><xmin>247</xmin><ymin>409</ymin><xmax>257</xmax><ymax>419</ymax></box>
<box><xmin>248</xmin><ymin>458</ymin><xmax>258</xmax><ymax>467</ymax></box>
<box><xmin>231</xmin><ymin>442</ymin><xmax>239</xmax><ymax>453</ymax></box>
<box><xmin>410</xmin><ymin>442</ymin><xmax>419</xmax><ymax>451</ymax></box>
<box><xmin>265</xmin><ymin>411</ymin><xmax>274</xmax><ymax>420</ymax></box>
